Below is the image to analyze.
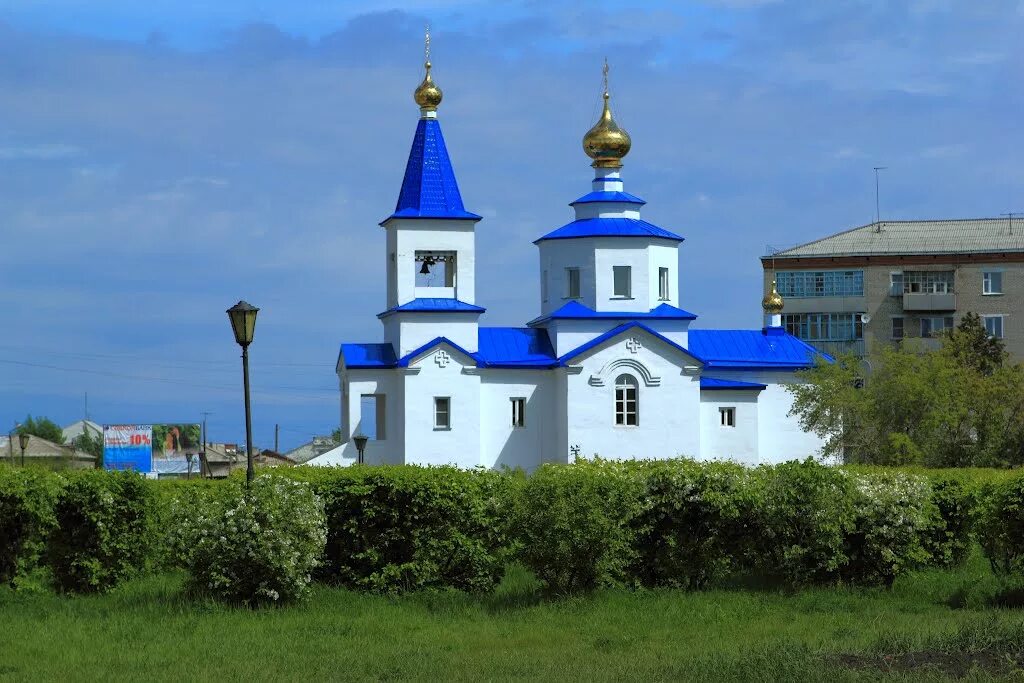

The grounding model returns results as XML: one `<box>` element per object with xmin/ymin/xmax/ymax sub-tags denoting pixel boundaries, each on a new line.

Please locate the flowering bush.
<box><xmin>178</xmin><ymin>475</ymin><xmax>326</xmax><ymax>606</ymax></box>
<box><xmin>0</xmin><ymin>466</ymin><xmax>59</xmax><ymax>586</ymax></box>
<box><xmin>842</xmin><ymin>472</ymin><xmax>935</xmax><ymax>586</ymax></box>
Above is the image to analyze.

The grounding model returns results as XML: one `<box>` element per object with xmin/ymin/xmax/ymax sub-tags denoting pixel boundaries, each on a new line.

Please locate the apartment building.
<box><xmin>761</xmin><ymin>218</ymin><xmax>1024</xmax><ymax>359</ymax></box>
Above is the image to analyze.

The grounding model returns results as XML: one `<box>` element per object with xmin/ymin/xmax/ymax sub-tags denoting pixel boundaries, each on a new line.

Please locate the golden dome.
<box><xmin>762</xmin><ymin>280</ymin><xmax>785</xmax><ymax>314</ymax></box>
<box><xmin>414</xmin><ymin>61</ymin><xmax>443</xmax><ymax>111</ymax></box>
<box><xmin>583</xmin><ymin>61</ymin><xmax>631</xmax><ymax>168</ymax></box>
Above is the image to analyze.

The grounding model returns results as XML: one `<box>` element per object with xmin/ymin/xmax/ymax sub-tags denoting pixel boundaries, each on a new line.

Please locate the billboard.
<box><xmin>104</xmin><ymin>423</ymin><xmax>201</xmax><ymax>472</ymax></box>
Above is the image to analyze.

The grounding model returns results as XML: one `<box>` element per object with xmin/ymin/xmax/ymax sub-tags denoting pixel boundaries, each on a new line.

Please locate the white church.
<box><xmin>310</xmin><ymin>54</ymin><xmax>829</xmax><ymax>470</ymax></box>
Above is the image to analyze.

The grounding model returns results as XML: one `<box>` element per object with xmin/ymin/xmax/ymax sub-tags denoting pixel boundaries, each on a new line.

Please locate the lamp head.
<box><xmin>18</xmin><ymin>432</ymin><xmax>29</xmax><ymax>450</ymax></box>
<box><xmin>226</xmin><ymin>300</ymin><xmax>259</xmax><ymax>347</ymax></box>
<box><xmin>353</xmin><ymin>433</ymin><xmax>369</xmax><ymax>453</ymax></box>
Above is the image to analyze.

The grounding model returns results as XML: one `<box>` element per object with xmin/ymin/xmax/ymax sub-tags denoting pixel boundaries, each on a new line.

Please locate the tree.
<box><xmin>16</xmin><ymin>415</ymin><xmax>65</xmax><ymax>444</ymax></box>
<box><xmin>945</xmin><ymin>312</ymin><xmax>1006</xmax><ymax>376</ymax></box>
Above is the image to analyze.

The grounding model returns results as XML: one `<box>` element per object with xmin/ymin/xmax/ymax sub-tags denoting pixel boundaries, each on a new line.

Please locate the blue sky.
<box><xmin>1</xmin><ymin>0</ymin><xmax>1022</xmax><ymax>452</ymax></box>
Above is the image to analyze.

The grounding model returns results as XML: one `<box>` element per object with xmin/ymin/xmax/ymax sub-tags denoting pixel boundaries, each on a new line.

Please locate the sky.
<box><xmin>1</xmin><ymin>0</ymin><xmax>1022</xmax><ymax>452</ymax></box>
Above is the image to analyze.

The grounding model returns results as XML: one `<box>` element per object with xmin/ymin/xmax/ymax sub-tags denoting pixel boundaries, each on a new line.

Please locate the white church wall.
<box><xmin>338</xmin><ymin>369</ymin><xmax>404</xmax><ymax>465</ymax></box>
<box><xmin>572</xmin><ymin>203</ymin><xmax>642</xmax><ymax>220</ymax></box>
<box><xmin>402</xmin><ymin>344</ymin><xmax>481</xmax><ymax>468</ymax></box>
<box><xmin>387</xmin><ymin>314</ymin><xmax>479</xmax><ymax>356</ymax></box>
<box><xmin>642</xmin><ymin>319</ymin><xmax>692</xmax><ymax>349</ymax></box>
<box><xmin>565</xmin><ymin>330</ymin><xmax>702</xmax><ymax>461</ymax></box>
<box><xmin>537</xmin><ymin>239</ymin><xmax>596</xmax><ymax>315</ymax></box>
<box><xmin>388</xmin><ymin>220</ymin><xmax>477</xmax><ymax>307</ymax></box>
<box><xmin>479</xmin><ymin>370</ymin><xmax>555</xmax><ymax>471</ymax></box>
<box><xmin>698</xmin><ymin>390</ymin><xmax>760</xmax><ymax>465</ymax></box>
<box><xmin>648</xmin><ymin>242</ymin><xmax>681</xmax><ymax>308</ymax></box>
<box><xmin>594</xmin><ymin>240</ymin><xmax>651</xmax><ymax>312</ymax></box>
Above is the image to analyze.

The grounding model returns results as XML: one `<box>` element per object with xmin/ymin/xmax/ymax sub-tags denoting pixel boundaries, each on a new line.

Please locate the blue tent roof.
<box><xmin>382</xmin><ymin>118</ymin><xmax>481</xmax><ymax>223</ymax></box>
<box><xmin>377</xmin><ymin>298</ymin><xmax>486</xmax><ymax>318</ymax></box>
<box><xmin>535</xmin><ymin>217</ymin><xmax>684</xmax><ymax>243</ymax></box>
<box><xmin>339</xmin><ymin>343</ymin><xmax>398</xmax><ymax>369</ymax></box>
<box><xmin>700</xmin><ymin>377</ymin><xmax>767</xmax><ymax>390</ymax></box>
<box><xmin>570</xmin><ymin>191</ymin><xmax>646</xmax><ymax>206</ymax></box>
<box><xmin>528</xmin><ymin>301</ymin><xmax>697</xmax><ymax>326</ymax></box>
<box><xmin>477</xmin><ymin>327</ymin><xmax>557</xmax><ymax>367</ymax></box>
<box><xmin>688</xmin><ymin>330</ymin><xmax>829</xmax><ymax>369</ymax></box>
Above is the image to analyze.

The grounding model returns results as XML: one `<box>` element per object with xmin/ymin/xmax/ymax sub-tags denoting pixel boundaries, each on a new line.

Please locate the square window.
<box><xmin>613</xmin><ymin>266</ymin><xmax>632</xmax><ymax>298</ymax></box>
<box><xmin>434</xmin><ymin>397</ymin><xmax>450</xmax><ymax>430</ymax></box>
<box><xmin>511</xmin><ymin>397</ymin><xmax>525</xmax><ymax>427</ymax></box>
<box><xmin>719</xmin><ymin>407</ymin><xmax>735</xmax><ymax>428</ymax></box>
<box><xmin>984</xmin><ymin>271</ymin><xmax>1003</xmax><ymax>295</ymax></box>
<box><xmin>659</xmin><ymin>267</ymin><xmax>670</xmax><ymax>300</ymax></box>
<box><xmin>566</xmin><ymin>268</ymin><xmax>581</xmax><ymax>299</ymax></box>
<box><xmin>983</xmin><ymin>315</ymin><xmax>1004</xmax><ymax>339</ymax></box>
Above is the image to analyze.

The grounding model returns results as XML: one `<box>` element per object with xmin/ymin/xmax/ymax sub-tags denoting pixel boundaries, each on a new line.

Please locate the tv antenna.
<box><xmin>1000</xmin><ymin>212</ymin><xmax>1021</xmax><ymax>236</ymax></box>
<box><xmin>873</xmin><ymin>166</ymin><xmax>887</xmax><ymax>230</ymax></box>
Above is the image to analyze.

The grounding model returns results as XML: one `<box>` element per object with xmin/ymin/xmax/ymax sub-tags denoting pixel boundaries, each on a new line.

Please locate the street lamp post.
<box><xmin>353</xmin><ymin>433</ymin><xmax>368</xmax><ymax>465</ymax></box>
<box><xmin>18</xmin><ymin>432</ymin><xmax>29</xmax><ymax>467</ymax></box>
<box><xmin>226</xmin><ymin>301</ymin><xmax>259</xmax><ymax>485</ymax></box>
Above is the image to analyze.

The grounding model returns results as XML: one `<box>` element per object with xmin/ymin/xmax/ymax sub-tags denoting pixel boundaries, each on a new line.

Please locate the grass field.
<box><xmin>2</xmin><ymin>553</ymin><xmax>1023</xmax><ymax>682</ymax></box>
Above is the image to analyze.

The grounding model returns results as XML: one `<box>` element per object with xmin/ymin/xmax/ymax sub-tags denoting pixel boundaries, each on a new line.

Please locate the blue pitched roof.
<box><xmin>687</xmin><ymin>330</ymin><xmax>830</xmax><ymax>369</ymax></box>
<box><xmin>397</xmin><ymin>336</ymin><xmax>478</xmax><ymax>367</ymax></box>
<box><xmin>339</xmin><ymin>343</ymin><xmax>398</xmax><ymax>369</ymax></box>
<box><xmin>377</xmin><ymin>298</ymin><xmax>486</xmax><ymax>318</ymax></box>
<box><xmin>570</xmin><ymin>191</ymin><xmax>646</xmax><ymax>206</ymax></box>
<box><xmin>700</xmin><ymin>377</ymin><xmax>767</xmax><ymax>391</ymax></box>
<box><xmin>535</xmin><ymin>217</ymin><xmax>684</xmax><ymax>243</ymax></box>
<box><xmin>558</xmin><ymin>322</ymin><xmax>701</xmax><ymax>365</ymax></box>
<box><xmin>477</xmin><ymin>327</ymin><xmax>557</xmax><ymax>367</ymax></box>
<box><xmin>383</xmin><ymin>118</ymin><xmax>481</xmax><ymax>223</ymax></box>
<box><xmin>528</xmin><ymin>301</ymin><xmax>697</xmax><ymax>326</ymax></box>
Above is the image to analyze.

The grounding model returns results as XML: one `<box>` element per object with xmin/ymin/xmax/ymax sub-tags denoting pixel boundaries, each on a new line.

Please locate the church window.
<box><xmin>613</xmin><ymin>266</ymin><xmax>632</xmax><ymax>298</ymax></box>
<box><xmin>415</xmin><ymin>251</ymin><xmax>456</xmax><ymax>288</ymax></box>
<box><xmin>434</xmin><ymin>397</ymin><xmax>451</xmax><ymax>430</ymax></box>
<box><xmin>659</xmin><ymin>267</ymin><xmax>670</xmax><ymax>300</ymax></box>
<box><xmin>719</xmin><ymin>407</ymin><xmax>735</xmax><ymax>427</ymax></box>
<box><xmin>615</xmin><ymin>374</ymin><xmax>638</xmax><ymax>426</ymax></box>
<box><xmin>511</xmin><ymin>397</ymin><xmax>525</xmax><ymax>427</ymax></box>
<box><xmin>566</xmin><ymin>268</ymin><xmax>581</xmax><ymax>299</ymax></box>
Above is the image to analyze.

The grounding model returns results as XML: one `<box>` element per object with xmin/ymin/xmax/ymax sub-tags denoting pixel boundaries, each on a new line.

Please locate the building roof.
<box><xmin>534</xmin><ymin>217</ymin><xmax>684</xmax><ymax>243</ymax></box>
<box><xmin>283</xmin><ymin>437</ymin><xmax>337</xmax><ymax>465</ymax></box>
<box><xmin>377</xmin><ymin>298</ymin><xmax>486</xmax><ymax>318</ymax></box>
<box><xmin>340</xmin><ymin>343</ymin><xmax>398</xmax><ymax>369</ymax></box>
<box><xmin>688</xmin><ymin>329</ymin><xmax>829</xmax><ymax>369</ymax></box>
<box><xmin>700</xmin><ymin>377</ymin><xmax>767</xmax><ymax>390</ymax></box>
<box><xmin>397</xmin><ymin>336</ymin><xmax>478</xmax><ymax>367</ymax></box>
<box><xmin>570</xmin><ymin>191</ymin><xmax>646</xmax><ymax>206</ymax></box>
<box><xmin>477</xmin><ymin>327</ymin><xmax>558</xmax><ymax>367</ymax></box>
<box><xmin>558</xmin><ymin>322</ymin><xmax>698</xmax><ymax>365</ymax></box>
<box><xmin>528</xmin><ymin>301</ymin><xmax>697</xmax><ymax>326</ymax></box>
<box><xmin>62</xmin><ymin>419</ymin><xmax>102</xmax><ymax>443</ymax></box>
<box><xmin>768</xmin><ymin>218</ymin><xmax>1024</xmax><ymax>259</ymax></box>
<box><xmin>0</xmin><ymin>434</ymin><xmax>95</xmax><ymax>462</ymax></box>
<box><xmin>382</xmin><ymin>118</ymin><xmax>481</xmax><ymax>223</ymax></box>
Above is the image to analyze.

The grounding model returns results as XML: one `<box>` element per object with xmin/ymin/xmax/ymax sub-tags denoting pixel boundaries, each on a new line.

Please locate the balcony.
<box><xmin>902</xmin><ymin>293</ymin><xmax>956</xmax><ymax>311</ymax></box>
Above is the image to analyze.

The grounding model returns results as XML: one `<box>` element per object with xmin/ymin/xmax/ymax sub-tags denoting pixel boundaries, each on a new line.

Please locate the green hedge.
<box><xmin>0</xmin><ymin>466</ymin><xmax>60</xmax><ymax>585</ymax></box>
<box><xmin>976</xmin><ymin>472</ymin><xmax>1024</xmax><ymax>575</ymax></box>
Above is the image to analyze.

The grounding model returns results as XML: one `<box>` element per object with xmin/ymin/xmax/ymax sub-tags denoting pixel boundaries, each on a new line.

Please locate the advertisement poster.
<box><xmin>152</xmin><ymin>424</ymin><xmax>201</xmax><ymax>460</ymax></box>
<box><xmin>103</xmin><ymin>424</ymin><xmax>153</xmax><ymax>472</ymax></box>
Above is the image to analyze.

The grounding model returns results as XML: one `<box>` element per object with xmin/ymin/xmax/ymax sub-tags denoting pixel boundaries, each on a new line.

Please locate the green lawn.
<box><xmin>2</xmin><ymin>554</ymin><xmax>1023</xmax><ymax>682</ymax></box>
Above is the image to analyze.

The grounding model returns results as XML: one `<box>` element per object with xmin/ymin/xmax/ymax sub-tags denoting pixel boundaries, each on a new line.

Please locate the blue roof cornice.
<box><xmin>381</xmin><ymin>118</ymin><xmax>481</xmax><ymax>224</ymax></box>
<box><xmin>535</xmin><ymin>217</ymin><xmax>683</xmax><ymax>243</ymax></box>
<box><xmin>558</xmin><ymin>322</ymin><xmax>704</xmax><ymax>366</ymax></box>
<box><xmin>528</xmin><ymin>301</ymin><xmax>697</xmax><ymax>326</ymax></box>
<box><xmin>570</xmin><ymin>191</ymin><xmax>646</xmax><ymax>206</ymax></box>
<box><xmin>377</xmin><ymin>298</ymin><xmax>486</xmax><ymax>319</ymax></box>
<box><xmin>700</xmin><ymin>377</ymin><xmax>767</xmax><ymax>391</ymax></box>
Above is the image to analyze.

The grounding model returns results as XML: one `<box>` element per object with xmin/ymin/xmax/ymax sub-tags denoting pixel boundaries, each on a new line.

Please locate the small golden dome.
<box><xmin>762</xmin><ymin>280</ymin><xmax>785</xmax><ymax>314</ymax></box>
<box><xmin>583</xmin><ymin>61</ymin><xmax>631</xmax><ymax>168</ymax></box>
<box><xmin>414</xmin><ymin>61</ymin><xmax>443</xmax><ymax>111</ymax></box>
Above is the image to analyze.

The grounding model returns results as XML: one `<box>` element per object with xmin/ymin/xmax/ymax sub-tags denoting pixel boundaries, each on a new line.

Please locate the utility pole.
<box><xmin>274</xmin><ymin>423</ymin><xmax>279</xmax><ymax>453</ymax></box>
<box><xmin>873</xmin><ymin>166</ymin><xmax>888</xmax><ymax>228</ymax></box>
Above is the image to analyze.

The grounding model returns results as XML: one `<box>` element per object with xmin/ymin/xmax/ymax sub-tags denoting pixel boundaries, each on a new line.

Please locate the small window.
<box><xmin>890</xmin><ymin>273</ymin><xmax>903</xmax><ymax>296</ymax></box>
<box><xmin>511</xmin><ymin>398</ymin><xmax>525</xmax><ymax>427</ymax></box>
<box><xmin>891</xmin><ymin>317</ymin><xmax>904</xmax><ymax>340</ymax></box>
<box><xmin>614</xmin><ymin>374</ymin><xmax>638</xmax><ymax>426</ymax></box>
<box><xmin>983</xmin><ymin>271</ymin><xmax>1003</xmax><ymax>295</ymax></box>
<box><xmin>983</xmin><ymin>315</ymin><xmax>1004</xmax><ymax>339</ymax></box>
<box><xmin>613</xmin><ymin>266</ymin><xmax>632</xmax><ymax>298</ymax></box>
<box><xmin>542</xmin><ymin>270</ymin><xmax>549</xmax><ymax>302</ymax></box>
<box><xmin>920</xmin><ymin>316</ymin><xmax>954</xmax><ymax>338</ymax></box>
<box><xmin>566</xmin><ymin>268</ymin><xmax>581</xmax><ymax>299</ymax></box>
<box><xmin>659</xmin><ymin>267</ymin><xmax>670</xmax><ymax>300</ymax></box>
<box><xmin>434</xmin><ymin>397</ymin><xmax>450</xmax><ymax>430</ymax></box>
<box><xmin>719</xmin><ymin>407</ymin><xmax>736</xmax><ymax>428</ymax></box>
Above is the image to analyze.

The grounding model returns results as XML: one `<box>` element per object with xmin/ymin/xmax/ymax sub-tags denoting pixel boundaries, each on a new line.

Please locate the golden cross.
<box><xmin>425</xmin><ymin>25</ymin><xmax>431</xmax><ymax>64</ymax></box>
<box><xmin>602</xmin><ymin>57</ymin><xmax>609</xmax><ymax>96</ymax></box>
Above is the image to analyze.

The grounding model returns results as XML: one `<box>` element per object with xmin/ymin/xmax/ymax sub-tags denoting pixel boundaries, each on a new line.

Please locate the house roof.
<box><xmin>0</xmin><ymin>434</ymin><xmax>95</xmax><ymax>461</ymax></box>
<box><xmin>528</xmin><ymin>301</ymin><xmax>697</xmax><ymax>326</ymax></box>
<box><xmin>768</xmin><ymin>218</ymin><xmax>1024</xmax><ymax>259</ymax></box>
<box><xmin>382</xmin><ymin>118</ymin><xmax>481</xmax><ymax>223</ymax></box>
<box><xmin>534</xmin><ymin>217</ymin><xmax>684</xmax><ymax>243</ymax></box>
<box><xmin>62</xmin><ymin>419</ymin><xmax>102</xmax><ymax>443</ymax></box>
<box><xmin>377</xmin><ymin>298</ymin><xmax>486</xmax><ymax>318</ymax></box>
<box><xmin>570</xmin><ymin>191</ymin><xmax>646</xmax><ymax>206</ymax></box>
<box><xmin>688</xmin><ymin>329</ymin><xmax>829</xmax><ymax>369</ymax></box>
<box><xmin>700</xmin><ymin>377</ymin><xmax>767</xmax><ymax>390</ymax></box>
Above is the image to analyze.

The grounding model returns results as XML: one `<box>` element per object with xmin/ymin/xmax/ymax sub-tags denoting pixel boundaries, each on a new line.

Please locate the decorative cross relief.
<box><xmin>434</xmin><ymin>350</ymin><xmax>451</xmax><ymax>368</ymax></box>
<box><xmin>625</xmin><ymin>337</ymin><xmax>642</xmax><ymax>354</ymax></box>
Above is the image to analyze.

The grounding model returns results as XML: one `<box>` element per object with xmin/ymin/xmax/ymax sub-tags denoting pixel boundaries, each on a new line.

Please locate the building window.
<box><xmin>892</xmin><ymin>317</ymin><xmax>904</xmax><ymax>340</ymax></box>
<box><xmin>566</xmin><ymin>268</ymin><xmax>581</xmax><ymax>299</ymax></box>
<box><xmin>719</xmin><ymin>407</ymin><xmax>735</xmax><ymax>427</ymax></box>
<box><xmin>781</xmin><ymin>313</ymin><xmax>864</xmax><ymax>341</ymax></box>
<box><xmin>903</xmin><ymin>271</ymin><xmax>954</xmax><ymax>294</ymax></box>
<box><xmin>360</xmin><ymin>394</ymin><xmax>386</xmax><ymax>440</ymax></box>
<box><xmin>983</xmin><ymin>271</ymin><xmax>1003</xmax><ymax>295</ymax></box>
<box><xmin>542</xmin><ymin>270</ymin><xmax>548</xmax><ymax>302</ymax></box>
<box><xmin>414</xmin><ymin>251</ymin><xmax>456</xmax><ymax>288</ymax></box>
<box><xmin>920</xmin><ymin>316</ymin><xmax>954</xmax><ymax>338</ymax></box>
<box><xmin>983</xmin><ymin>315</ymin><xmax>1005</xmax><ymax>339</ymax></box>
<box><xmin>890</xmin><ymin>272</ymin><xmax>904</xmax><ymax>296</ymax></box>
<box><xmin>614</xmin><ymin>374</ymin><xmax>638</xmax><ymax>426</ymax></box>
<box><xmin>613</xmin><ymin>266</ymin><xmax>632</xmax><ymax>298</ymax></box>
<box><xmin>434</xmin><ymin>397</ymin><xmax>450</xmax><ymax>430</ymax></box>
<box><xmin>511</xmin><ymin>398</ymin><xmax>525</xmax><ymax>427</ymax></box>
<box><xmin>776</xmin><ymin>270</ymin><xmax>864</xmax><ymax>298</ymax></box>
<box><xmin>658</xmin><ymin>267</ymin><xmax>670</xmax><ymax>300</ymax></box>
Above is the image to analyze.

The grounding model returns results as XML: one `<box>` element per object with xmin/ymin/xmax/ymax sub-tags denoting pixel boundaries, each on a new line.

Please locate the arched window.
<box><xmin>615</xmin><ymin>374</ymin><xmax>638</xmax><ymax>426</ymax></box>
